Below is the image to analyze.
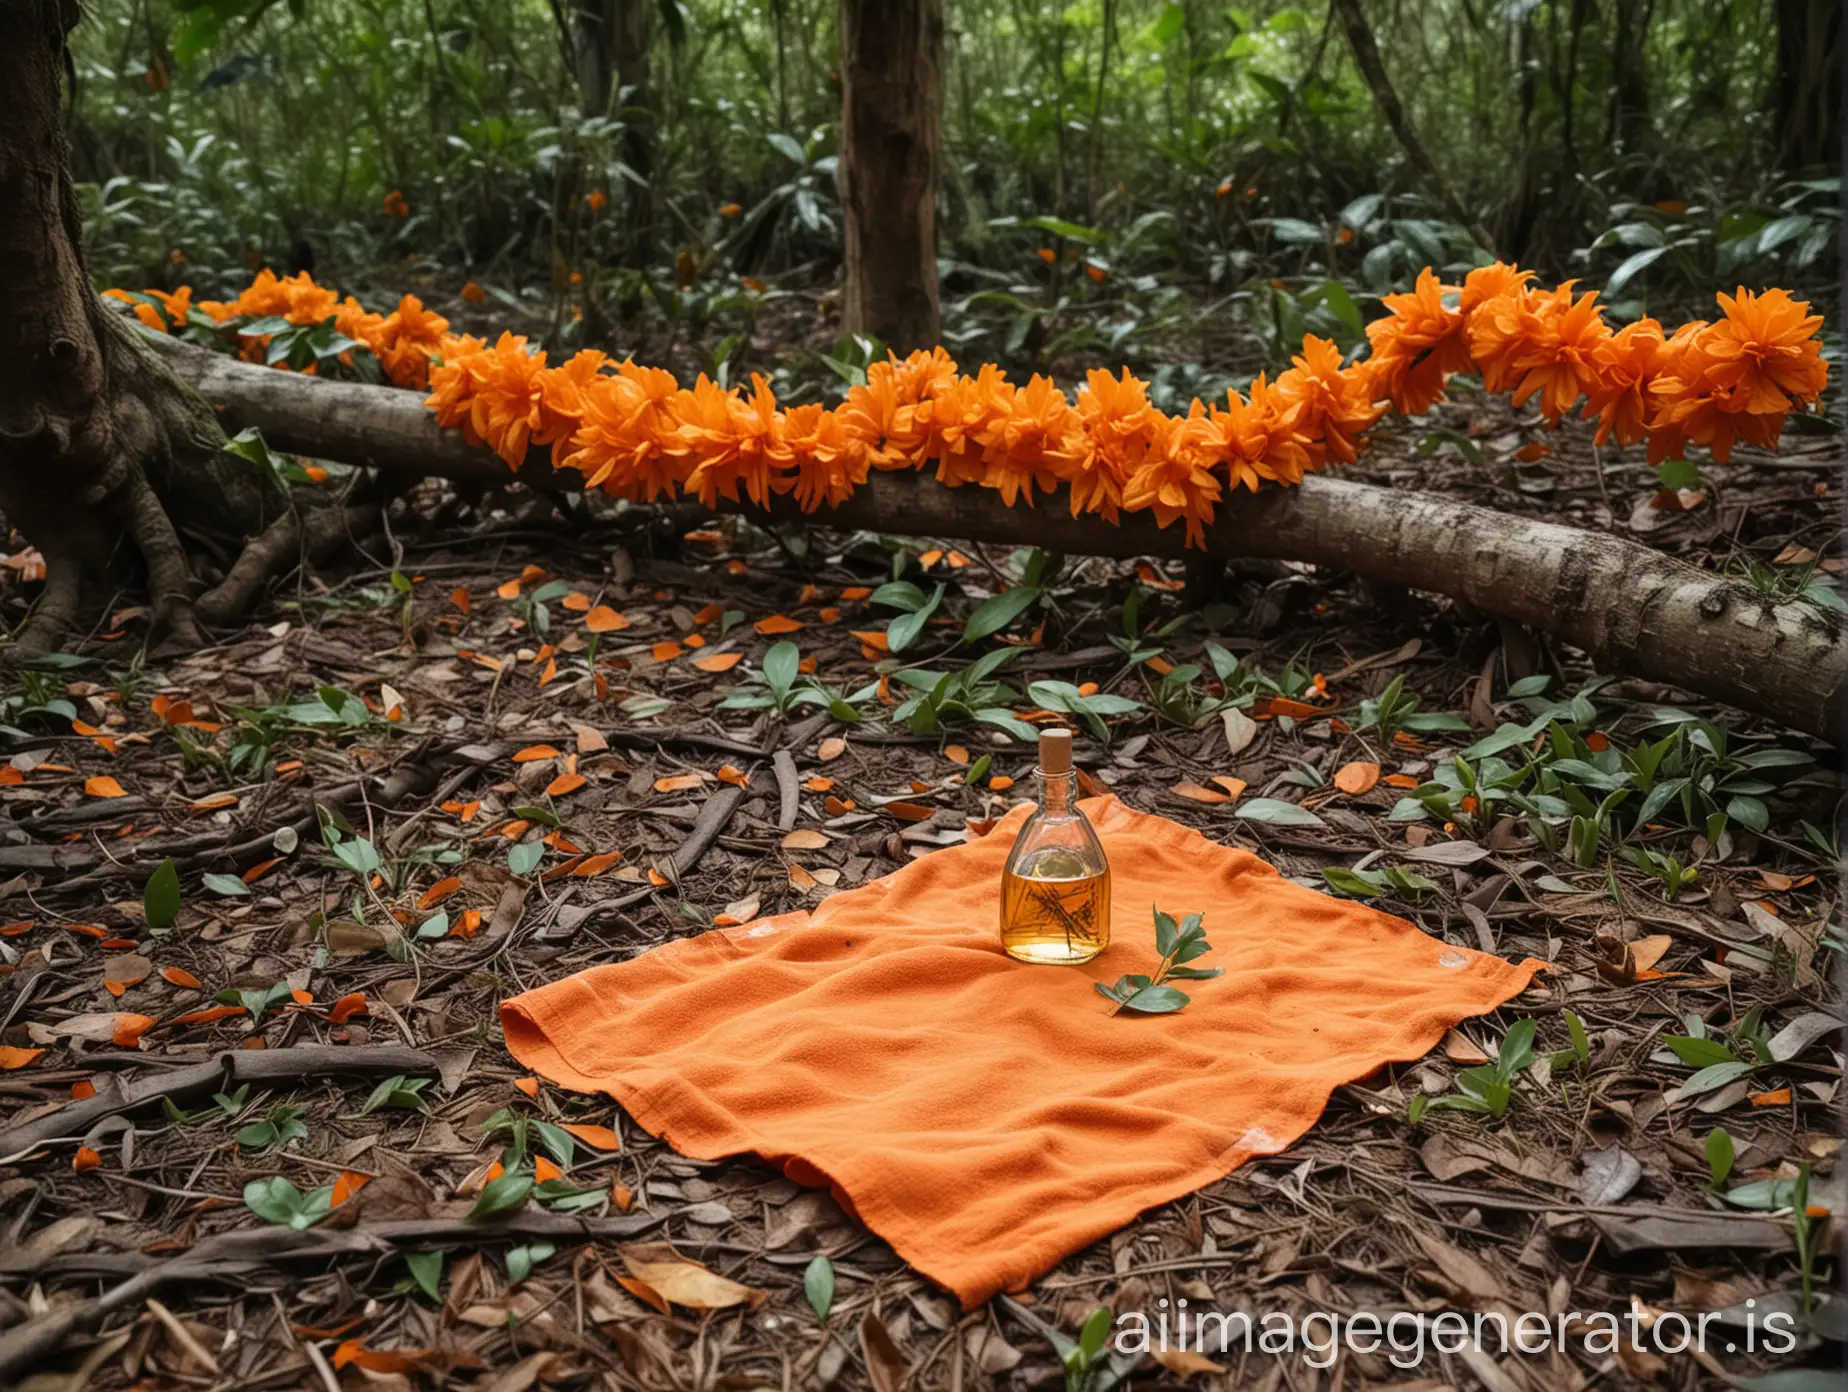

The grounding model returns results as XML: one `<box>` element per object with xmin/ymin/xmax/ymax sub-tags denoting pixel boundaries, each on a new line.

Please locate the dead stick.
<box><xmin>0</xmin><ymin>1044</ymin><xmax>437</xmax><ymax>1158</ymax></box>
<box><xmin>0</xmin><ymin>1211</ymin><xmax>663</xmax><ymax>1382</ymax></box>
<box><xmin>773</xmin><ymin>750</ymin><xmax>800</xmax><ymax>831</ymax></box>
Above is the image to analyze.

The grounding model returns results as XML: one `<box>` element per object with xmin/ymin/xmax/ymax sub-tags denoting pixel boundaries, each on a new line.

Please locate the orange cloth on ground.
<box><xmin>503</xmin><ymin>797</ymin><xmax>1540</xmax><ymax>1307</ymax></box>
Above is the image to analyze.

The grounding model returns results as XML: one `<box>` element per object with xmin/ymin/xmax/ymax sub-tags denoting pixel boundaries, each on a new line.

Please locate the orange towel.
<box><xmin>503</xmin><ymin>797</ymin><xmax>1540</xmax><ymax>1307</ymax></box>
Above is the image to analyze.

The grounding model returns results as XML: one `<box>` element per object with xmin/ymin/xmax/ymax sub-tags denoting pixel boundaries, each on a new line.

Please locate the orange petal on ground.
<box><xmin>573</xmin><ymin>852</ymin><xmax>624</xmax><ymax>877</ymax></box>
<box><xmin>1253</xmin><ymin>697</ymin><xmax>1324</xmax><ymax>721</ymax></box>
<box><xmin>943</xmin><ymin>746</ymin><xmax>969</xmax><ymax>766</ymax></box>
<box><xmin>513</xmin><ymin>1076</ymin><xmax>540</xmax><ymax>1097</ymax></box>
<box><xmin>563</xmin><ymin>1122</ymin><xmax>622</xmax><ymax>1150</ymax></box>
<box><xmin>112</xmin><ymin>1013</ymin><xmax>156</xmax><ymax>1047</ymax></box>
<box><xmin>1514</xmin><ymin>442</ymin><xmax>1552</xmax><ymax>462</ymax></box>
<box><xmin>818</xmin><ymin>737</ymin><xmax>847</xmax><ymax>762</ymax></box>
<box><xmin>72</xmin><ymin>1146</ymin><xmax>102</xmax><ymax>1173</ymax></box>
<box><xmin>586</xmin><ymin>605</ymin><xmax>631</xmax><ymax>633</ymax></box>
<box><xmin>561</xmin><ymin>592</ymin><xmax>592</xmax><ymax>612</ymax></box>
<box><xmin>0</xmin><ymin>1046</ymin><xmax>45</xmax><ymax>1069</ymax></box>
<box><xmin>754</xmin><ymin>614</ymin><xmax>804</xmax><ymax>635</ymax></box>
<box><xmin>1383</xmin><ymin>773</ymin><xmax>1420</xmax><ymax>788</ymax></box>
<box><xmin>419</xmin><ymin>876</ymin><xmax>462</xmax><ymax>908</ymax></box>
<box><xmin>512</xmin><ymin>744</ymin><xmax>561</xmax><ymax>762</ymax></box>
<box><xmin>989</xmin><ymin>775</ymin><xmax>1015</xmax><ymax>791</ymax></box>
<box><xmin>84</xmin><ymin>776</ymin><xmax>127</xmax><ymax>799</ymax></box>
<box><xmin>1171</xmin><ymin>782</ymin><xmax>1229</xmax><ymax>803</ymax></box>
<box><xmin>717</xmin><ymin>764</ymin><xmax>750</xmax><ymax>787</ymax></box>
<box><xmin>884</xmin><ymin>800</ymin><xmax>934</xmax><ymax>822</ymax></box>
<box><xmin>173</xmin><ymin>1005</ymin><xmax>247</xmax><ymax>1026</ymax></box>
<box><xmin>1333</xmin><ymin>761</ymin><xmax>1381</xmax><ymax>795</ymax></box>
<box><xmin>330</xmin><ymin>1171</ymin><xmax>371</xmax><ymax>1206</ymax></box>
<box><xmin>802</xmin><ymin>776</ymin><xmax>834</xmax><ymax>792</ymax></box>
<box><xmin>327</xmin><ymin>992</ymin><xmax>368</xmax><ymax>1024</ymax></box>
<box><xmin>850</xmin><ymin>630</ymin><xmax>889</xmax><ymax>652</ymax></box>
<box><xmin>450</xmin><ymin>587</ymin><xmax>471</xmax><ymax>614</ymax></box>
<box><xmin>535</xmin><ymin>1156</ymin><xmax>564</xmax><ymax>1184</ymax></box>
<box><xmin>1749</xmin><ymin>1088</ymin><xmax>1793</xmax><ymax>1108</ymax></box>
<box><xmin>546</xmin><ymin>772</ymin><xmax>588</xmax><ymax>797</ymax></box>
<box><xmin>654</xmin><ymin>773</ymin><xmax>704</xmax><ymax>793</ymax></box>
<box><xmin>692</xmin><ymin>651</ymin><xmax>742</xmax><ymax>673</ymax></box>
<box><xmin>1211</xmin><ymin>776</ymin><xmax>1247</xmax><ymax>799</ymax></box>
<box><xmin>652</xmin><ymin>641</ymin><xmax>684</xmax><ymax>662</ymax></box>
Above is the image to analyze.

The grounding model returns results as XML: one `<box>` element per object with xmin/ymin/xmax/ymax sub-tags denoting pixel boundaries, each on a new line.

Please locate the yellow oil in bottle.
<box><xmin>1000</xmin><ymin>846</ymin><xmax>1112</xmax><ymax>965</ymax></box>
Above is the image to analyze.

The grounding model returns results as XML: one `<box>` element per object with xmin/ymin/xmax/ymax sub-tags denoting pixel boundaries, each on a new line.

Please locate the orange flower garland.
<box><xmin>107</xmin><ymin>264</ymin><xmax>1828</xmax><ymax>548</ymax></box>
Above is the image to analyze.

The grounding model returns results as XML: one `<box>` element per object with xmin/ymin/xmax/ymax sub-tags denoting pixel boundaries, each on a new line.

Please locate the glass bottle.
<box><xmin>999</xmin><ymin>727</ymin><xmax>1112</xmax><ymax>964</ymax></box>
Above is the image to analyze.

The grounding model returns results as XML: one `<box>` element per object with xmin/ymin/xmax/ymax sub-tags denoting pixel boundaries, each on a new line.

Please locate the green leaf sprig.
<box><xmin>1095</xmin><ymin>907</ymin><xmax>1221</xmax><ymax>1016</ymax></box>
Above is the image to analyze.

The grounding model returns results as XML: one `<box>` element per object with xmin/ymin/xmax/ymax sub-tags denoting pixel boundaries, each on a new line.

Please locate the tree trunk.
<box><xmin>154</xmin><ymin>343</ymin><xmax>1848</xmax><ymax>742</ymax></box>
<box><xmin>838</xmin><ymin>0</ymin><xmax>943</xmax><ymax>352</ymax></box>
<box><xmin>573</xmin><ymin>0</ymin><xmax>652</xmax><ymax>262</ymax></box>
<box><xmin>0</xmin><ymin>0</ymin><xmax>283</xmax><ymax>657</ymax></box>
<box><xmin>1770</xmin><ymin>0</ymin><xmax>1842</xmax><ymax>173</ymax></box>
<box><xmin>1330</xmin><ymin>0</ymin><xmax>1496</xmax><ymax>255</ymax></box>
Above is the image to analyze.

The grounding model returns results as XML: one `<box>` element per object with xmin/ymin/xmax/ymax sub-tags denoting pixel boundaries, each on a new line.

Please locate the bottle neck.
<box><xmin>1037</xmin><ymin>767</ymin><xmax>1075</xmax><ymax>815</ymax></box>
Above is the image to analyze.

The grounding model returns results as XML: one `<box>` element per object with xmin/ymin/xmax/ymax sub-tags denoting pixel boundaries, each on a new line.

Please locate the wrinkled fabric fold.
<box><xmin>503</xmin><ymin>797</ymin><xmax>1541</xmax><ymax>1307</ymax></box>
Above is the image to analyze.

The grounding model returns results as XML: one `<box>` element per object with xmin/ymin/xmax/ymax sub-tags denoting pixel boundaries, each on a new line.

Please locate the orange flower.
<box><xmin>461</xmin><ymin>281</ymin><xmax>487</xmax><ymax>304</ymax></box>
<box><xmin>1361</xmin><ymin>268</ymin><xmax>1471</xmax><ymax>414</ymax></box>
<box><xmin>1274</xmin><ymin>336</ymin><xmax>1383</xmax><ymax>468</ymax></box>
<box><xmin>424</xmin><ymin>331</ymin><xmax>549</xmax><ymax>467</ymax></box>
<box><xmin>1469</xmin><ymin>281</ymin><xmax>1611</xmax><ymax>421</ymax></box>
<box><xmin>148</xmin><ymin>285</ymin><xmax>193</xmax><ymax>328</ymax></box>
<box><xmin>780</xmin><ymin>401</ymin><xmax>872</xmax><ymax>511</ymax></box>
<box><xmin>333</xmin><ymin>295</ymin><xmax>385</xmax><ymax>349</ymax></box>
<box><xmin>535</xmin><ymin>349</ymin><xmax>610</xmax><ymax>466</ymax></box>
<box><xmin>561</xmin><ymin>359</ymin><xmax>686</xmax><ymax>500</ymax></box>
<box><xmin>1058</xmin><ymin>368</ymin><xmax>1166</xmax><ymax>522</ymax></box>
<box><xmin>676</xmin><ymin>374</ymin><xmax>791</xmax><ymax>509</ymax></box>
<box><xmin>383</xmin><ymin>189</ymin><xmax>410</xmax><ymax>218</ymax></box>
<box><xmin>840</xmin><ymin>357</ymin><xmax>930</xmax><ymax>468</ymax></box>
<box><xmin>368</xmin><ymin>295</ymin><xmax>452</xmax><ymax>390</ymax></box>
<box><xmin>1124</xmin><ymin>399</ymin><xmax>1224</xmax><ymax>548</ymax></box>
<box><xmin>1581</xmin><ymin>318</ymin><xmax>1666</xmax><ymax>447</ymax></box>
<box><xmin>1036</xmin><ymin>248</ymin><xmax>1056</xmax><ymax>264</ymax></box>
<box><xmin>279</xmin><ymin>271</ymin><xmax>340</xmax><ymax>326</ymax></box>
<box><xmin>105</xmin><ymin>289</ymin><xmax>169</xmax><ymax>333</ymax></box>
<box><xmin>1458</xmin><ymin>260</ymin><xmax>1536</xmax><ymax>317</ymax></box>
<box><xmin>1703</xmin><ymin>287</ymin><xmax>1828</xmax><ymax>410</ymax></box>
<box><xmin>719</xmin><ymin>202</ymin><xmax>743</xmax><ymax>217</ymax></box>
<box><xmin>1215</xmin><ymin>376</ymin><xmax>1313</xmax><ymax>491</ymax></box>
<box><xmin>916</xmin><ymin>364</ymin><xmax>1010</xmax><ymax>489</ymax></box>
<box><xmin>586</xmin><ymin>190</ymin><xmax>609</xmax><ymax>212</ymax></box>
<box><xmin>976</xmin><ymin>374</ymin><xmax>1080</xmax><ymax>508</ymax></box>
<box><xmin>233</xmin><ymin>268</ymin><xmax>289</xmax><ymax>318</ymax></box>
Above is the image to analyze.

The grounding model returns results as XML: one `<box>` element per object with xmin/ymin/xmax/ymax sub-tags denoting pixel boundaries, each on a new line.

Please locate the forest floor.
<box><xmin>0</xmin><ymin>381</ymin><xmax>1843</xmax><ymax>1391</ymax></box>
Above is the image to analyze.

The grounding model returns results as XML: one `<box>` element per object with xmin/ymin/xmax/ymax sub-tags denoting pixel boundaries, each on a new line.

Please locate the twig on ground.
<box><xmin>0</xmin><ymin>1044</ymin><xmax>438</xmax><ymax>1158</ymax></box>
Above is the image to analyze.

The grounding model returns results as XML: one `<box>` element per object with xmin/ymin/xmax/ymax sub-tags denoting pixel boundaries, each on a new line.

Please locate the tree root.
<box><xmin>109</xmin><ymin>462</ymin><xmax>206</xmax><ymax>649</ymax></box>
<box><xmin>197</xmin><ymin>499</ymin><xmax>379</xmax><ymax>626</ymax></box>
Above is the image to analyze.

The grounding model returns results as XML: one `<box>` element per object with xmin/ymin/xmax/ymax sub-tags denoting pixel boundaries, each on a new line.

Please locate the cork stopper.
<box><xmin>1038</xmin><ymin>726</ymin><xmax>1074</xmax><ymax>776</ymax></box>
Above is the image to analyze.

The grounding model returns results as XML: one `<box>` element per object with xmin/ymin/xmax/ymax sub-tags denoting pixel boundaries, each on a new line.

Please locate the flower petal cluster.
<box><xmin>110</xmin><ymin>267</ymin><xmax>1828</xmax><ymax>545</ymax></box>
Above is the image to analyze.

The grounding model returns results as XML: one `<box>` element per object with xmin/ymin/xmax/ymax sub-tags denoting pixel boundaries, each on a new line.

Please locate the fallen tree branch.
<box><xmin>0</xmin><ymin>1044</ymin><xmax>437</xmax><ymax>1158</ymax></box>
<box><xmin>161</xmin><ymin>345</ymin><xmax>1848</xmax><ymax>741</ymax></box>
<box><xmin>0</xmin><ymin>1211</ymin><xmax>662</xmax><ymax>1382</ymax></box>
